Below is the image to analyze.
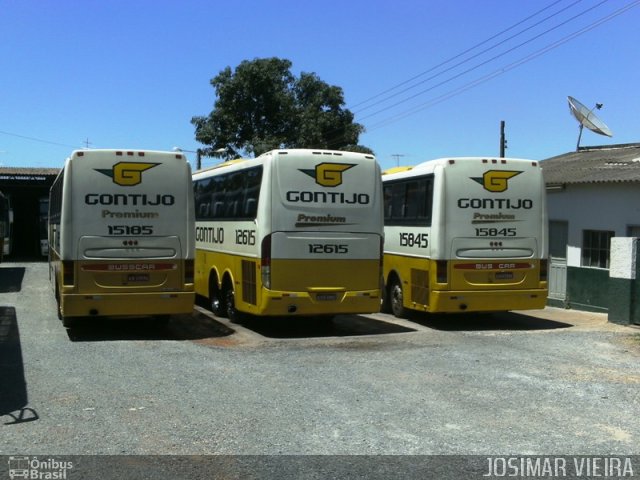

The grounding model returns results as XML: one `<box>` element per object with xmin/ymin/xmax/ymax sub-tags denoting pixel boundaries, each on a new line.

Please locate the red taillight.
<box><xmin>62</xmin><ymin>260</ymin><xmax>74</xmax><ymax>286</ymax></box>
<box><xmin>436</xmin><ymin>260</ymin><xmax>448</xmax><ymax>284</ymax></box>
<box><xmin>261</xmin><ymin>234</ymin><xmax>272</xmax><ymax>289</ymax></box>
<box><xmin>185</xmin><ymin>259</ymin><xmax>194</xmax><ymax>284</ymax></box>
<box><xmin>540</xmin><ymin>259</ymin><xmax>548</xmax><ymax>282</ymax></box>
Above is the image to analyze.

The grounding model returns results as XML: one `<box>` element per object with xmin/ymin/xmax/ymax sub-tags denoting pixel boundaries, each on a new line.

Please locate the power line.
<box><xmin>357</xmin><ymin>0</ymin><xmax>610</xmax><ymax>123</ymax></box>
<box><xmin>0</xmin><ymin>129</ymin><xmax>83</xmax><ymax>149</ymax></box>
<box><xmin>351</xmin><ymin>0</ymin><xmax>579</xmax><ymax>112</ymax></box>
<box><xmin>365</xmin><ymin>0</ymin><xmax>640</xmax><ymax>131</ymax></box>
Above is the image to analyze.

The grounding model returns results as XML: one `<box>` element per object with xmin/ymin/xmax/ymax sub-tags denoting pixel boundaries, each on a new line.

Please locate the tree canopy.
<box><xmin>191</xmin><ymin>58</ymin><xmax>372</xmax><ymax>158</ymax></box>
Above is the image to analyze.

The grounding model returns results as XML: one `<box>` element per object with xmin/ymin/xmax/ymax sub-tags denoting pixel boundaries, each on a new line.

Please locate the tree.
<box><xmin>192</xmin><ymin>57</ymin><xmax>372</xmax><ymax>158</ymax></box>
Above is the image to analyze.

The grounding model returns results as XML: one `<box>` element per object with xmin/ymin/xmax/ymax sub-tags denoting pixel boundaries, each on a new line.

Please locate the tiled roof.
<box><xmin>0</xmin><ymin>167</ymin><xmax>60</xmax><ymax>176</ymax></box>
<box><xmin>542</xmin><ymin>143</ymin><xmax>640</xmax><ymax>185</ymax></box>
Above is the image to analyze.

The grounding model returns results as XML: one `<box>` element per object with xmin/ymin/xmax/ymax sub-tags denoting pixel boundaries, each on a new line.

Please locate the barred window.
<box><xmin>582</xmin><ymin>230</ymin><xmax>614</xmax><ymax>269</ymax></box>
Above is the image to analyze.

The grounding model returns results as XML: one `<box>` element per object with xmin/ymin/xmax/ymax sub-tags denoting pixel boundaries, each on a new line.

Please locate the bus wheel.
<box><xmin>62</xmin><ymin>315</ymin><xmax>77</xmax><ymax>329</ymax></box>
<box><xmin>225</xmin><ymin>287</ymin><xmax>241</xmax><ymax>324</ymax></box>
<box><xmin>390</xmin><ymin>278</ymin><xmax>407</xmax><ymax>318</ymax></box>
<box><xmin>209</xmin><ymin>284</ymin><xmax>226</xmax><ymax>317</ymax></box>
<box><xmin>380</xmin><ymin>281</ymin><xmax>392</xmax><ymax>314</ymax></box>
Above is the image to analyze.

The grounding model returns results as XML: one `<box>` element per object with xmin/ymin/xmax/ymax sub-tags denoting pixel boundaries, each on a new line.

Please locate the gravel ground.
<box><xmin>1</xmin><ymin>262</ymin><xmax>639</xmax><ymax>457</ymax></box>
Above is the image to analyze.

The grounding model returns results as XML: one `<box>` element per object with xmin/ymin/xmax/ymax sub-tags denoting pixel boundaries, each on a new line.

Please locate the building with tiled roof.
<box><xmin>542</xmin><ymin>143</ymin><xmax>640</xmax><ymax>185</ymax></box>
<box><xmin>541</xmin><ymin>143</ymin><xmax>640</xmax><ymax>324</ymax></box>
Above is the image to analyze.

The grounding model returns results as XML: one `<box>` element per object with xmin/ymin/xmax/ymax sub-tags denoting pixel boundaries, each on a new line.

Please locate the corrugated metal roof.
<box><xmin>542</xmin><ymin>143</ymin><xmax>640</xmax><ymax>185</ymax></box>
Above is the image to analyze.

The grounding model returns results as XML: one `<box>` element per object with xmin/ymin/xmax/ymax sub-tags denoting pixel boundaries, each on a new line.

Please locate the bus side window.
<box><xmin>194</xmin><ymin>178</ymin><xmax>213</xmax><ymax>220</ymax></box>
<box><xmin>198</xmin><ymin>203</ymin><xmax>210</xmax><ymax>219</ymax></box>
<box><xmin>391</xmin><ymin>183</ymin><xmax>405</xmax><ymax>220</ymax></box>
<box><xmin>210</xmin><ymin>176</ymin><xmax>225</xmax><ymax>219</ymax></box>
<box><xmin>405</xmin><ymin>181</ymin><xmax>420</xmax><ymax>218</ymax></box>
<box><xmin>420</xmin><ymin>177</ymin><xmax>434</xmax><ymax>225</ymax></box>
<box><xmin>383</xmin><ymin>185</ymin><xmax>393</xmax><ymax>220</ymax></box>
<box><xmin>225</xmin><ymin>172</ymin><xmax>243</xmax><ymax>218</ymax></box>
<box><xmin>242</xmin><ymin>166</ymin><xmax>262</xmax><ymax>219</ymax></box>
<box><xmin>384</xmin><ymin>175</ymin><xmax>433</xmax><ymax>226</ymax></box>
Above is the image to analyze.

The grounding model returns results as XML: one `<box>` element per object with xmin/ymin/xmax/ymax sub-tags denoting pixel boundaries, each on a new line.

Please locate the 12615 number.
<box><xmin>235</xmin><ymin>229</ymin><xmax>256</xmax><ymax>245</ymax></box>
<box><xmin>308</xmin><ymin>244</ymin><xmax>349</xmax><ymax>254</ymax></box>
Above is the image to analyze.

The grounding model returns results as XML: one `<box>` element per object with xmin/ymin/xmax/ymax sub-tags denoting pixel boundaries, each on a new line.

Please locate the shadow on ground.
<box><xmin>0</xmin><ymin>306</ymin><xmax>39</xmax><ymax>424</ymax></box>
<box><xmin>66</xmin><ymin>310</ymin><xmax>234</xmax><ymax>342</ymax></box>
<box><xmin>0</xmin><ymin>267</ymin><xmax>25</xmax><ymax>293</ymax></box>
<box><xmin>233</xmin><ymin>314</ymin><xmax>415</xmax><ymax>339</ymax></box>
<box><xmin>405</xmin><ymin>310</ymin><xmax>572</xmax><ymax>331</ymax></box>
<box><xmin>194</xmin><ymin>295</ymin><xmax>416</xmax><ymax>339</ymax></box>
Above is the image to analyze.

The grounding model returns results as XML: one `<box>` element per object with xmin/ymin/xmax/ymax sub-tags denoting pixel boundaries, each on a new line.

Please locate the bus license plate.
<box><xmin>316</xmin><ymin>293</ymin><xmax>337</xmax><ymax>301</ymax></box>
<box><xmin>495</xmin><ymin>272</ymin><xmax>514</xmax><ymax>280</ymax></box>
<box><xmin>127</xmin><ymin>274</ymin><xmax>149</xmax><ymax>282</ymax></box>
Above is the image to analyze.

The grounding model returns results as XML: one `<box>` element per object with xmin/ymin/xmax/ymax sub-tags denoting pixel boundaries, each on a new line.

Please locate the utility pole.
<box><xmin>83</xmin><ymin>138</ymin><xmax>92</xmax><ymax>149</ymax></box>
<box><xmin>391</xmin><ymin>153</ymin><xmax>406</xmax><ymax>167</ymax></box>
<box><xmin>499</xmin><ymin>121</ymin><xmax>507</xmax><ymax>158</ymax></box>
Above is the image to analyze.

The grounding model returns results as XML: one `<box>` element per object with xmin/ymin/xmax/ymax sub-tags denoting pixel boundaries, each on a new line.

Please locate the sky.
<box><xmin>1</xmin><ymin>0</ymin><xmax>639</xmax><ymax>171</ymax></box>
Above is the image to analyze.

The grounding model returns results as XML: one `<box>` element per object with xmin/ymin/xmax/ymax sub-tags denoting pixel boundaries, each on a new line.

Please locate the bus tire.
<box><xmin>381</xmin><ymin>279</ymin><xmax>392</xmax><ymax>314</ymax></box>
<box><xmin>209</xmin><ymin>281</ymin><xmax>226</xmax><ymax>317</ymax></box>
<box><xmin>61</xmin><ymin>315</ymin><xmax>78</xmax><ymax>329</ymax></box>
<box><xmin>225</xmin><ymin>286</ymin><xmax>241</xmax><ymax>324</ymax></box>
<box><xmin>389</xmin><ymin>277</ymin><xmax>407</xmax><ymax>319</ymax></box>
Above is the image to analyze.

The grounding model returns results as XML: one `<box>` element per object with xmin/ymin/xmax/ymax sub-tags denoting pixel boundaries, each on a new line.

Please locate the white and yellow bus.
<box><xmin>382</xmin><ymin>157</ymin><xmax>548</xmax><ymax>317</ymax></box>
<box><xmin>49</xmin><ymin>149</ymin><xmax>195</xmax><ymax>327</ymax></box>
<box><xmin>192</xmin><ymin>148</ymin><xmax>384</xmax><ymax>322</ymax></box>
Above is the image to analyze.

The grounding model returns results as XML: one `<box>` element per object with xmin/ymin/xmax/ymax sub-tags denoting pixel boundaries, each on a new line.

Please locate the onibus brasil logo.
<box><xmin>95</xmin><ymin>162</ymin><xmax>159</xmax><ymax>186</ymax></box>
<box><xmin>299</xmin><ymin>162</ymin><xmax>356</xmax><ymax>187</ymax></box>
<box><xmin>8</xmin><ymin>457</ymin><xmax>73</xmax><ymax>479</ymax></box>
<box><xmin>471</xmin><ymin>170</ymin><xmax>522</xmax><ymax>193</ymax></box>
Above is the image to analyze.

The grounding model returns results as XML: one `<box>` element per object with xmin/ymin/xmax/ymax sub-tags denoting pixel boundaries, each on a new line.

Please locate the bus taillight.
<box><xmin>540</xmin><ymin>259</ymin><xmax>548</xmax><ymax>282</ymax></box>
<box><xmin>62</xmin><ymin>261</ymin><xmax>74</xmax><ymax>286</ymax></box>
<box><xmin>436</xmin><ymin>260</ymin><xmax>448</xmax><ymax>284</ymax></box>
<box><xmin>184</xmin><ymin>259</ymin><xmax>194</xmax><ymax>284</ymax></box>
<box><xmin>261</xmin><ymin>234</ymin><xmax>272</xmax><ymax>289</ymax></box>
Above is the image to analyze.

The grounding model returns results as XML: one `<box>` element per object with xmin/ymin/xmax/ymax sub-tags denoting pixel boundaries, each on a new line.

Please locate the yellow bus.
<box><xmin>49</xmin><ymin>149</ymin><xmax>195</xmax><ymax>327</ymax></box>
<box><xmin>382</xmin><ymin>157</ymin><xmax>548</xmax><ymax>317</ymax></box>
<box><xmin>192</xmin><ymin>148</ymin><xmax>384</xmax><ymax>322</ymax></box>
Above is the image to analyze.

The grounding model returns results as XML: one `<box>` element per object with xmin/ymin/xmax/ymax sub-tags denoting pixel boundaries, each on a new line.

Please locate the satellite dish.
<box><xmin>568</xmin><ymin>96</ymin><xmax>613</xmax><ymax>150</ymax></box>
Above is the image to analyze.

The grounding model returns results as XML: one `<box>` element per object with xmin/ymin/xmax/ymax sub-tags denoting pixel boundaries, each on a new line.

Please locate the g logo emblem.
<box><xmin>472</xmin><ymin>170</ymin><xmax>521</xmax><ymax>193</ymax></box>
<box><xmin>299</xmin><ymin>162</ymin><xmax>356</xmax><ymax>187</ymax></box>
<box><xmin>95</xmin><ymin>162</ymin><xmax>159</xmax><ymax>186</ymax></box>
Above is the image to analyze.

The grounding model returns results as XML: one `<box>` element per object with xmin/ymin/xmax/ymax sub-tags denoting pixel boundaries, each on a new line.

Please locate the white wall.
<box><xmin>547</xmin><ymin>183</ymin><xmax>640</xmax><ymax>268</ymax></box>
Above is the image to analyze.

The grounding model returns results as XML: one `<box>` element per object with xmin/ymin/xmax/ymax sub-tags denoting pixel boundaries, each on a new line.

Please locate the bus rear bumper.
<box><xmin>427</xmin><ymin>288</ymin><xmax>548</xmax><ymax>313</ymax></box>
<box><xmin>250</xmin><ymin>289</ymin><xmax>382</xmax><ymax>317</ymax></box>
<box><xmin>60</xmin><ymin>292</ymin><xmax>195</xmax><ymax>318</ymax></box>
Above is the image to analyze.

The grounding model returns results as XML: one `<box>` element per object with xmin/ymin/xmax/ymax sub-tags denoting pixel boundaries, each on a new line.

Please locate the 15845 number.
<box><xmin>475</xmin><ymin>227</ymin><xmax>516</xmax><ymax>237</ymax></box>
<box><xmin>399</xmin><ymin>232</ymin><xmax>429</xmax><ymax>248</ymax></box>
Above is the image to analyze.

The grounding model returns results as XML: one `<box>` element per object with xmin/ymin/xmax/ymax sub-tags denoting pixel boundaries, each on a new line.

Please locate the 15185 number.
<box><xmin>108</xmin><ymin>225</ymin><xmax>153</xmax><ymax>236</ymax></box>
